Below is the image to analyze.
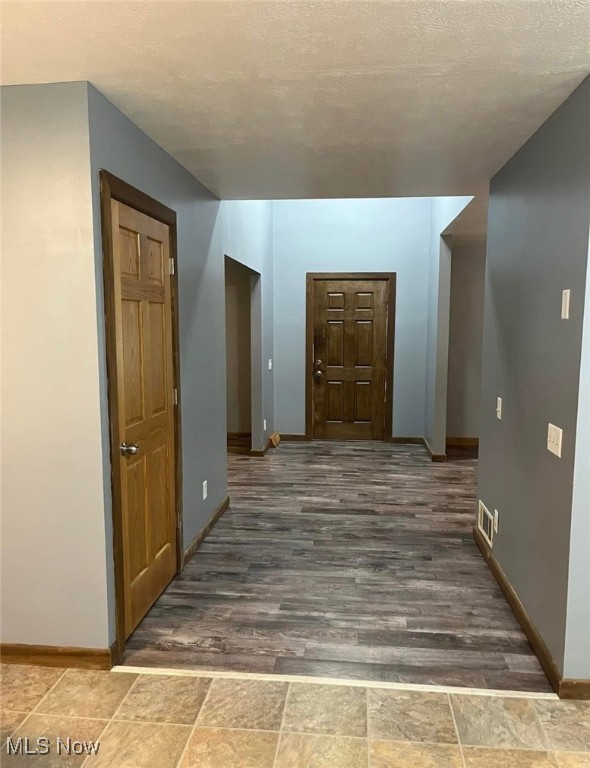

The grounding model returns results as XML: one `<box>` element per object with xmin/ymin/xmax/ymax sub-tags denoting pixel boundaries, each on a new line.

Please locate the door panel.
<box><xmin>311</xmin><ymin>277</ymin><xmax>390</xmax><ymax>440</ymax></box>
<box><xmin>327</xmin><ymin>320</ymin><xmax>344</xmax><ymax>365</ymax></box>
<box><xmin>147</xmin><ymin>302</ymin><xmax>167</xmax><ymax>415</ymax></box>
<box><xmin>111</xmin><ymin>200</ymin><xmax>177</xmax><ymax>639</ymax></box>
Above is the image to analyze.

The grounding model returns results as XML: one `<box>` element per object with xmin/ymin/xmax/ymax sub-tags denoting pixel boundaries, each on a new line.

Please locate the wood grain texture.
<box><xmin>100</xmin><ymin>171</ymin><xmax>182</xmax><ymax>661</ymax></box>
<box><xmin>227</xmin><ymin>433</ymin><xmax>252</xmax><ymax>455</ymax></box>
<box><xmin>306</xmin><ymin>274</ymin><xmax>395</xmax><ymax>441</ymax></box>
<box><xmin>123</xmin><ymin>442</ymin><xmax>551</xmax><ymax>692</ymax></box>
<box><xmin>0</xmin><ymin>642</ymin><xmax>118</xmax><ymax>669</ymax></box>
<box><xmin>446</xmin><ymin>437</ymin><xmax>480</xmax><ymax>448</ymax></box>
<box><xmin>113</xmin><ymin>200</ymin><xmax>177</xmax><ymax>640</ymax></box>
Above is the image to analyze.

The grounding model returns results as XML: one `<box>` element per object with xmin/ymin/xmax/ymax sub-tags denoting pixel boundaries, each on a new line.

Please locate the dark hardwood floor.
<box><xmin>123</xmin><ymin>441</ymin><xmax>551</xmax><ymax>692</ymax></box>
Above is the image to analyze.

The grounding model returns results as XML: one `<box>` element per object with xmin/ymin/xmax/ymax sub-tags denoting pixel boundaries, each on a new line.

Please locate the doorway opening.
<box><xmin>225</xmin><ymin>257</ymin><xmax>253</xmax><ymax>455</ymax></box>
<box><xmin>445</xmin><ymin>240</ymin><xmax>486</xmax><ymax>461</ymax></box>
<box><xmin>224</xmin><ymin>257</ymin><xmax>266</xmax><ymax>455</ymax></box>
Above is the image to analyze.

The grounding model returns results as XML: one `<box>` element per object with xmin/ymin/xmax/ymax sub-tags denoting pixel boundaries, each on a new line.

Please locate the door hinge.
<box><xmin>173</xmin><ymin>388</ymin><xmax>178</xmax><ymax>405</ymax></box>
<box><xmin>169</xmin><ymin>257</ymin><xmax>175</xmax><ymax>276</ymax></box>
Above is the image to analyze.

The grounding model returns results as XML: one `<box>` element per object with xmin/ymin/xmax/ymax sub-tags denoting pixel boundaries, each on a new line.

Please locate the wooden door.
<box><xmin>111</xmin><ymin>200</ymin><xmax>178</xmax><ymax>638</ymax></box>
<box><xmin>308</xmin><ymin>275</ymin><xmax>394</xmax><ymax>440</ymax></box>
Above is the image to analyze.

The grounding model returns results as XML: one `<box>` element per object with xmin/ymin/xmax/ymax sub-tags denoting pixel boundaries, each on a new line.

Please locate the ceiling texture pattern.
<box><xmin>1</xmin><ymin>0</ymin><xmax>589</xmax><ymax>200</ymax></box>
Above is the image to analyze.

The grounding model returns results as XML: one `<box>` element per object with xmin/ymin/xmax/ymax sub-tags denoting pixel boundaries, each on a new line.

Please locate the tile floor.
<box><xmin>1</xmin><ymin>665</ymin><xmax>589</xmax><ymax>767</ymax></box>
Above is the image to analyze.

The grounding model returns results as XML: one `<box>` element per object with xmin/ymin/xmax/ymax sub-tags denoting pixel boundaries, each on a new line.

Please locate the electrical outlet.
<box><xmin>496</xmin><ymin>397</ymin><xmax>502</xmax><ymax>420</ymax></box>
<box><xmin>561</xmin><ymin>289</ymin><xmax>571</xmax><ymax>320</ymax></box>
<box><xmin>202</xmin><ymin>480</ymin><xmax>208</xmax><ymax>500</ymax></box>
<box><xmin>268</xmin><ymin>358</ymin><xmax>273</xmax><ymax>371</ymax></box>
<box><xmin>547</xmin><ymin>423</ymin><xmax>563</xmax><ymax>458</ymax></box>
<box><xmin>263</xmin><ymin>419</ymin><xmax>267</xmax><ymax>431</ymax></box>
<box><xmin>494</xmin><ymin>509</ymin><xmax>499</xmax><ymax>534</ymax></box>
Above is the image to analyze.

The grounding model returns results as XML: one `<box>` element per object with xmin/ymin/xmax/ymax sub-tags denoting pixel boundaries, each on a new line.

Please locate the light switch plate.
<box><xmin>494</xmin><ymin>509</ymin><xmax>499</xmax><ymax>534</ymax></box>
<box><xmin>547</xmin><ymin>423</ymin><xmax>563</xmax><ymax>458</ymax></box>
<box><xmin>561</xmin><ymin>289</ymin><xmax>571</xmax><ymax>320</ymax></box>
<box><xmin>263</xmin><ymin>419</ymin><xmax>267</xmax><ymax>431</ymax></box>
<box><xmin>496</xmin><ymin>397</ymin><xmax>502</xmax><ymax>420</ymax></box>
<box><xmin>202</xmin><ymin>480</ymin><xmax>208</xmax><ymax>500</ymax></box>
<box><xmin>268</xmin><ymin>358</ymin><xmax>273</xmax><ymax>370</ymax></box>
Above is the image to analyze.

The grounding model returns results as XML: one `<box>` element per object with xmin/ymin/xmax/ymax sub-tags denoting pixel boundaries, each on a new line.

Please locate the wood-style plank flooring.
<box><xmin>123</xmin><ymin>441</ymin><xmax>551</xmax><ymax>692</ymax></box>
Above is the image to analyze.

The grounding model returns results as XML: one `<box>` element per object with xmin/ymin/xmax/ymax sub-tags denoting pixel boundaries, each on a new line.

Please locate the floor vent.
<box><xmin>478</xmin><ymin>500</ymin><xmax>494</xmax><ymax>548</ymax></box>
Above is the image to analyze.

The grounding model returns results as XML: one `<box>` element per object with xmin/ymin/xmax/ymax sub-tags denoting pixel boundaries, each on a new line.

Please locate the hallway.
<box><xmin>123</xmin><ymin>443</ymin><xmax>550</xmax><ymax>692</ymax></box>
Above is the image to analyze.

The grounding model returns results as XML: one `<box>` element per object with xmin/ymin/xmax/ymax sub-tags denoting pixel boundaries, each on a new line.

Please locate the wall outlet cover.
<box><xmin>561</xmin><ymin>289</ymin><xmax>571</xmax><ymax>320</ymax></box>
<box><xmin>496</xmin><ymin>397</ymin><xmax>502</xmax><ymax>420</ymax></box>
<box><xmin>547</xmin><ymin>423</ymin><xmax>563</xmax><ymax>458</ymax></box>
<box><xmin>202</xmin><ymin>480</ymin><xmax>208</xmax><ymax>500</ymax></box>
<box><xmin>478</xmin><ymin>501</ymin><xmax>494</xmax><ymax>548</ymax></box>
<box><xmin>494</xmin><ymin>509</ymin><xmax>499</xmax><ymax>534</ymax></box>
<box><xmin>263</xmin><ymin>419</ymin><xmax>267</xmax><ymax>431</ymax></box>
<box><xmin>268</xmin><ymin>358</ymin><xmax>273</xmax><ymax>370</ymax></box>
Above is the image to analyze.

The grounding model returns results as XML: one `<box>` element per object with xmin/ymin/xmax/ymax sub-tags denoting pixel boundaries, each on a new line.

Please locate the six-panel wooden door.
<box><xmin>310</xmin><ymin>276</ymin><xmax>392</xmax><ymax>440</ymax></box>
<box><xmin>111</xmin><ymin>200</ymin><xmax>178</xmax><ymax>638</ymax></box>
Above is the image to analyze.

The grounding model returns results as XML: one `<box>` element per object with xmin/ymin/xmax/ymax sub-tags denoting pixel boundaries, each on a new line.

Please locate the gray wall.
<box><xmin>88</xmin><ymin>85</ymin><xmax>226</xmax><ymax>647</ymax></box>
<box><xmin>88</xmin><ymin>86</ymin><xmax>274</xmax><ymax>643</ymax></box>
<box><xmin>1</xmin><ymin>83</ymin><xmax>111</xmax><ymax>646</ymax></box>
<box><xmin>225</xmin><ymin>258</ymin><xmax>252</xmax><ymax>434</ymax></box>
<box><xmin>446</xmin><ymin>241</ymin><xmax>486</xmax><ymax>438</ymax></box>
<box><xmin>478</xmin><ymin>76</ymin><xmax>590</xmax><ymax>677</ymax></box>
<box><xmin>1</xmin><ymin>81</ymin><xmax>275</xmax><ymax>648</ymax></box>
<box><xmin>272</xmin><ymin>198</ymin><xmax>432</xmax><ymax>437</ymax></box>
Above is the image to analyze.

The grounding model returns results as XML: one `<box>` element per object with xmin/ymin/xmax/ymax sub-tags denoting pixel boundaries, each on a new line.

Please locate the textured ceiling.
<box><xmin>1</xmin><ymin>1</ymin><xmax>589</xmax><ymax>200</ymax></box>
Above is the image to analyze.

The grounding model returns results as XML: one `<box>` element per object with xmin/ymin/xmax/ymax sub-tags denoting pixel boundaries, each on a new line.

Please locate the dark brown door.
<box><xmin>307</xmin><ymin>274</ymin><xmax>394</xmax><ymax>440</ymax></box>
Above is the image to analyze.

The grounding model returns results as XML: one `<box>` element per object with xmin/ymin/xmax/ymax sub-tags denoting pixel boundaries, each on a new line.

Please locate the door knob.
<box><xmin>314</xmin><ymin>370</ymin><xmax>323</xmax><ymax>381</ymax></box>
<box><xmin>120</xmin><ymin>441</ymin><xmax>139</xmax><ymax>456</ymax></box>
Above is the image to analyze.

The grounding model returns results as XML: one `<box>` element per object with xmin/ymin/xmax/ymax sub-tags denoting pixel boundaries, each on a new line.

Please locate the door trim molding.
<box><xmin>100</xmin><ymin>171</ymin><xmax>183</xmax><ymax>664</ymax></box>
<box><xmin>305</xmin><ymin>272</ymin><xmax>396</xmax><ymax>441</ymax></box>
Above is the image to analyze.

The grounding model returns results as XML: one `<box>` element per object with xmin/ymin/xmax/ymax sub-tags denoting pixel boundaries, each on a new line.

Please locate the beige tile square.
<box><xmin>35</xmin><ymin>669</ymin><xmax>137</xmax><ymax>719</ymax></box>
<box><xmin>555</xmin><ymin>752</ymin><xmax>590</xmax><ymax>767</ymax></box>
<box><xmin>369</xmin><ymin>741</ymin><xmax>463</xmax><ymax>768</ymax></box>
<box><xmin>115</xmin><ymin>674</ymin><xmax>211</xmax><ymax>725</ymax></box>
<box><xmin>451</xmin><ymin>694</ymin><xmax>547</xmax><ymax>749</ymax></box>
<box><xmin>535</xmin><ymin>700</ymin><xmax>590</xmax><ymax>752</ymax></box>
<box><xmin>1</xmin><ymin>665</ymin><xmax>65</xmax><ymax>711</ymax></box>
<box><xmin>197</xmin><ymin>678</ymin><xmax>288</xmax><ymax>730</ymax></box>
<box><xmin>276</xmin><ymin>732</ymin><xmax>367</xmax><ymax>768</ymax></box>
<box><xmin>91</xmin><ymin>720</ymin><xmax>191</xmax><ymax>767</ymax></box>
<box><xmin>1</xmin><ymin>710</ymin><xmax>28</xmax><ymax>746</ymax></box>
<box><xmin>368</xmin><ymin>690</ymin><xmax>456</xmax><ymax>744</ymax></box>
<box><xmin>1</xmin><ymin>713</ymin><xmax>107</xmax><ymax>767</ymax></box>
<box><xmin>463</xmin><ymin>747</ymin><xmax>558</xmax><ymax>767</ymax></box>
<box><xmin>180</xmin><ymin>727</ymin><xmax>278</xmax><ymax>768</ymax></box>
<box><xmin>283</xmin><ymin>683</ymin><xmax>367</xmax><ymax>737</ymax></box>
